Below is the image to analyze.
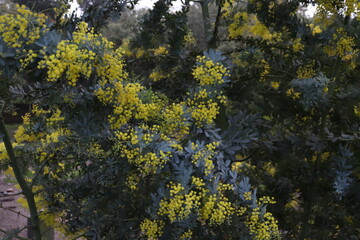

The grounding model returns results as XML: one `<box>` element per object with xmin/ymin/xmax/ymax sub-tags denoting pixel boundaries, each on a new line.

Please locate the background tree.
<box><xmin>101</xmin><ymin>8</ymin><xmax>147</xmax><ymax>47</ymax></box>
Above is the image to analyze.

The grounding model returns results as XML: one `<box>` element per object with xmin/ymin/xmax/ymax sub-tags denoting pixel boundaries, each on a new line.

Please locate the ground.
<box><xmin>0</xmin><ymin>173</ymin><xmax>28</xmax><ymax>239</ymax></box>
<box><xmin>0</xmin><ymin>174</ymin><xmax>64</xmax><ymax>240</ymax></box>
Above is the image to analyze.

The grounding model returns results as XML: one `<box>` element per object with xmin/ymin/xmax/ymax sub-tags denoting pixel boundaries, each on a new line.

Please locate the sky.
<box><xmin>69</xmin><ymin>0</ymin><xmax>184</xmax><ymax>14</ymax></box>
<box><xmin>134</xmin><ymin>0</ymin><xmax>183</xmax><ymax>10</ymax></box>
<box><xmin>70</xmin><ymin>1</ymin><xmax>315</xmax><ymax>17</ymax></box>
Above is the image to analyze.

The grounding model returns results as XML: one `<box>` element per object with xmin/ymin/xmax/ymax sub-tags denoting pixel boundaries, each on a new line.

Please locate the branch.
<box><xmin>208</xmin><ymin>0</ymin><xmax>223</xmax><ymax>49</ymax></box>
<box><xmin>0</xmin><ymin>228</ymin><xmax>30</xmax><ymax>240</ymax></box>
<box><xmin>231</xmin><ymin>155</ymin><xmax>252</xmax><ymax>163</ymax></box>
<box><xmin>0</xmin><ymin>161</ymin><xmax>12</xmax><ymax>167</ymax></box>
<box><xmin>71</xmin><ymin>233</ymin><xmax>86</xmax><ymax>240</ymax></box>
<box><xmin>0</xmin><ymin>191</ymin><xmax>24</xmax><ymax>197</ymax></box>
<box><xmin>33</xmin><ymin>189</ymin><xmax>45</xmax><ymax>196</ymax></box>
<box><xmin>0</xmin><ymin>104</ymin><xmax>42</xmax><ymax>240</ymax></box>
<box><xmin>0</xmin><ymin>203</ymin><xmax>30</xmax><ymax>219</ymax></box>
<box><xmin>220</xmin><ymin>36</ymin><xmax>294</xmax><ymax>54</ymax></box>
<box><xmin>30</xmin><ymin>157</ymin><xmax>52</xmax><ymax>188</ymax></box>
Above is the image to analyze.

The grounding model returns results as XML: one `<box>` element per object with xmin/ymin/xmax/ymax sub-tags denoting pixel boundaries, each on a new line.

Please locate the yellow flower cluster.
<box><xmin>292</xmin><ymin>38</ymin><xmax>304</xmax><ymax>52</ymax></box>
<box><xmin>14</xmin><ymin>106</ymin><xmax>66</xmax><ymax>144</ymax></box>
<box><xmin>222</xmin><ymin>0</ymin><xmax>237</xmax><ymax>18</ymax></box>
<box><xmin>228</xmin><ymin>11</ymin><xmax>280</xmax><ymax>42</ymax></box>
<box><xmin>97</xmin><ymin>82</ymin><xmax>159</xmax><ymax>129</ymax></box>
<box><xmin>14</xmin><ymin>125</ymin><xmax>39</xmax><ymax>143</ymax></box>
<box><xmin>96</xmin><ymin>49</ymin><xmax>127</xmax><ymax>81</ymax></box>
<box><xmin>140</xmin><ymin>219</ymin><xmax>165</xmax><ymax>240</ymax></box>
<box><xmin>191</xmin><ymin>142</ymin><xmax>219</xmax><ymax>175</ymax></box>
<box><xmin>136</xmin><ymin>48</ymin><xmax>145</xmax><ymax>58</ymax></box>
<box><xmin>126</xmin><ymin>173</ymin><xmax>140</xmax><ymax>191</ymax></box>
<box><xmin>246</xmin><ymin>208</ymin><xmax>279</xmax><ymax>240</ymax></box>
<box><xmin>15</xmin><ymin>105</ymin><xmax>74</xmax><ymax>230</ymax></box>
<box><xmin>260</xmin><ymin>59</ymin><xmax>270</xmax><ymax>82</ymax></box>
<box><xmin>192</xmin><ymin>56</ymin><xmax>229</xmax><ymax>86</ymax></box>
<box><xmin>73</xmin><ymin>22</ymin><xmax>109</xmax><ymax>47</ymax></box>
<box><xmin>188</xmin><ymin>91</ymin><xmax>220</xmax><ymax>127</ymax></box>
<box><xmin>161</xmin><ymin>103</ymin><xmax>190</xmax><ymax>138</ymax></box>
<box><xmin>115</xmin><ymin>128</ymin><xmax>138</xmax><ymax>144</ymax></box>
<box><xmin>19</xmin><ymin>49</ymin><xmax>38</xmax><ymax>70</ymax></box>
<box><xmin>99</xmin><ymin>53</ymin><xmax>227</xmax><ymax>132</ymax></box>
<box><xmin>0</xmin><ymin>143</ymin><xmax>8</xmax><ymax>162</ymax></box>
<box><xmin>198</xmin><ymin>183</ymin><xmax>235</xmax><ymax>225</ymax></box>
<box><xmin>244</xmin><ymin>191</ymin><xmax>252</xmax><ymax>201</ymax></box>
<box><xmin>149</xmin><ymin>69</ymin><xmax>170</xmax><ymax>82</ymax></box>
<box><xmin>88</xmin><ymin>142</ymin><xmax>104</xmax><ymax>157</ymax></box>
<box><xmin>232</xmin><ymin>160</ymin><xmax>256</xmax><ymax>173</ymax></box>
<box><xmin>154</xmin><ymin>180</ymin><xmax>255</xmax><ymax>228</ymax></box>
<box><xmin>308</xmin><ymin>24</ymin><xmax>322</xmax><ymax>35</ymax></box>
<box><xmin>180</xmin><ymin>229</ymin><xmax>193</xmax><ymax>239</ymax></box>
<box><xmin>200</xmin><ymin>193</ymin><xmax>235</xmax><ymax>225</ymax></box>
<box><xmin>147</xmin><ymin>176</ymin><xmax>279</xmax><ymax>238</ymax></box>
<box><xmin>324</xmin><ymin>28</ymin><xmax>359</xmax><ymax>62</ymax></box>
<box><xmin>191</xmin><ymin>176</ymin><xmax>205</xmax><ymax>188</ymax></box>
<box><xmin>41</xmin><ymin>128</ymin><xmax>70</xmax><ymax>146</ymax></box>
<box><xmin>46</xmin><ymin>108</ymin><xmax>65</xmax><ymax>124</ymax></box>
<box><xmin>0</xmin><ymin>4</ymin><xmax>47</xmax><ymax>48</ymax></box>
<box><xmin>285</xmin><ymin>190</ymin><xmax>301</xmax><ymax>210</ymax></box>
<box><xmin>159</xmin><ymin>183</ymin><xmax>202</xmax><ymax>222</ymax></box>
<box><xmin>14</xmin><ymin>106</ymin><xmax>71</xmax><ymax>169</ymax></box>
<box><xmin>152</xmin><ymin>45</ymin><xmax>169</xmax><ymax>56</ymax></box>
<box><xmin>132</xmin><ymin>151</ymin><xmax>171</xmax><ymax>175</ymax></box>
<box><xmin>40</xmin><ymin>22</ymin><xmax>127</xmax><ymax>86</ymax></box>
<box><xmin>184</xmin><ymin>31</ymin><xmax>196</xmax><ymax>47</ymax></box>
<box><xmin>32</xmin><ymin>104</ymin><xmax>50</xmax><ymax>116</ymax></box>
<box><xmin>170</xmin><ymin>182</ymin><xmax>185</xmax><ymax>196</ymax></box>
<box><xmin>297</xmin><ymin>61</ymin><xmax>316</xmax><ymax>79</ymax></box>
<box><xmin>270</xmin><ymin>81</ymin><xmax>280</xmax><ymax>90</ymax></box>
<box><xmin>39</xmin><ymin>40</ymin><xmax>95</xmax><ymax>86</ymax></box>
<box><xmin>117</xmin><ymin>39</ymin><xmax>133</xmax><ymax>57</ymax></box>
<box><xmin>316</xmin><ymin>0</ymin><xmax>360</xmax><ymax>20</ymax></box>
<box><xmin>115</xmin><ymin>126</ymin><xmax>172</xmax><ymax>175</ymax></box>
<box><xmin>286</xmin><ymin>88</ymin><xmax>301</xmax><ymax>100</ymax></box>
<box><xmin>264</xmin><ymin>162</ymin><xmax>277</xmax><ymax>177</ymax></box>
<box><xmin>354</xmin><ymin>105</ymin><xmax>360</xmax><ymax>117</ymax></box>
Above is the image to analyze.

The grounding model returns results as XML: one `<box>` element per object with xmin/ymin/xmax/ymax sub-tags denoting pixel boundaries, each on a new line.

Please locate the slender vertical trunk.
<box><xmin>0</xmin><ymin>104</ymin><xmax>42</xmax><ymax>240</ymax></box>
<box><xmin>200</xmin><ymin>0</ymin><xmax>212</xmax><ymax>48</ymax></box>
<box><xmin>208</xmin><ymin>1</ymin><xmax>222</xmax><ymax>49</ymax></box>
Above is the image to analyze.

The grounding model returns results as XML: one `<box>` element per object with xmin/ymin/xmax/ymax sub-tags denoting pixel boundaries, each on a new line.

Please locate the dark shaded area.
<box><xmin>3</xmin><ymin>104</ymin><xmax>29</xmax><ymax>124</ymax></box>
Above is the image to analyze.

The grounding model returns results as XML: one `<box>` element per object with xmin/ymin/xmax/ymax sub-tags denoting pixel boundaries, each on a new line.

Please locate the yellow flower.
<box><xmin>152</xmin><ymin>45</ymin><xmax>169</xmax><ymax>56</ymax></box>
<box><xmin>140</xmin><ymin>219</ymin><xmax>165</xmax><ymax>240</ymax></box>
<box><xmin>309</xmin><ymin>24</ymin><xmax>322</xmax><ymax>35</ymax></box>
<box><xmin>227</xmin><ymin>11</ymin><xmax>280</xmax><ymax>42</ymax></box>
<box><xmin>270</xmin><ymin>81</ymin><xmax>280</xmax><ymax>90</ymax></box>
<box><xmin>0</xmin><ymin>4</ymin><xmax>47</xmax><ymax>48</ymax></box>
<box><xmin>149</xmin><ymin>70</ymin><xmax>170</xmax><ymax>82</ymax></box>
<box><xmin>293</xmin><ymin>38</ymin><xmax>304</xmax><ymax>52</ymax></box>
<box><xmin>192</xmin><ymin>56</ymin><xmax>229</xmax><ymax>86</ymax></box>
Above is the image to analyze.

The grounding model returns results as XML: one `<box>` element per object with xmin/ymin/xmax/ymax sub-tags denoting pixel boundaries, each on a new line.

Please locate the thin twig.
<box><xmin>231</xmin><ymin>155</ymin><xmax>252</xmax><ymax>163</ymax></box>
<box><xmin>0</xmin><ymin>204</ymin><xmax>30</xmax><ymax>219</ymax></box>
<box><xmin>0</xmin><ymin>228</ymin><xmax>30</xmax><ymax>240</ymax></box>
<box><xmin>30</xmin><ymin>158</ymin><xmax>51</xmax><ymax>188</ymax></box>
<box><xmin>208</xmin><ymin>0</ymin><xmax>223</xmax><ymax>49</ymax></box>
<box><xmin>71</xmin><ymin>233</ymin><xmax>86</xmax><ymax>240</ymax></box>
<box><xmin>0</xmin><ymin>191</ymin><xmax>24</xmax><ymax>197</ymax></box>
<box><xmin>33</xmin><ymin>189</ymin><xmax>45</xmax><ymax>196</ymax></box>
